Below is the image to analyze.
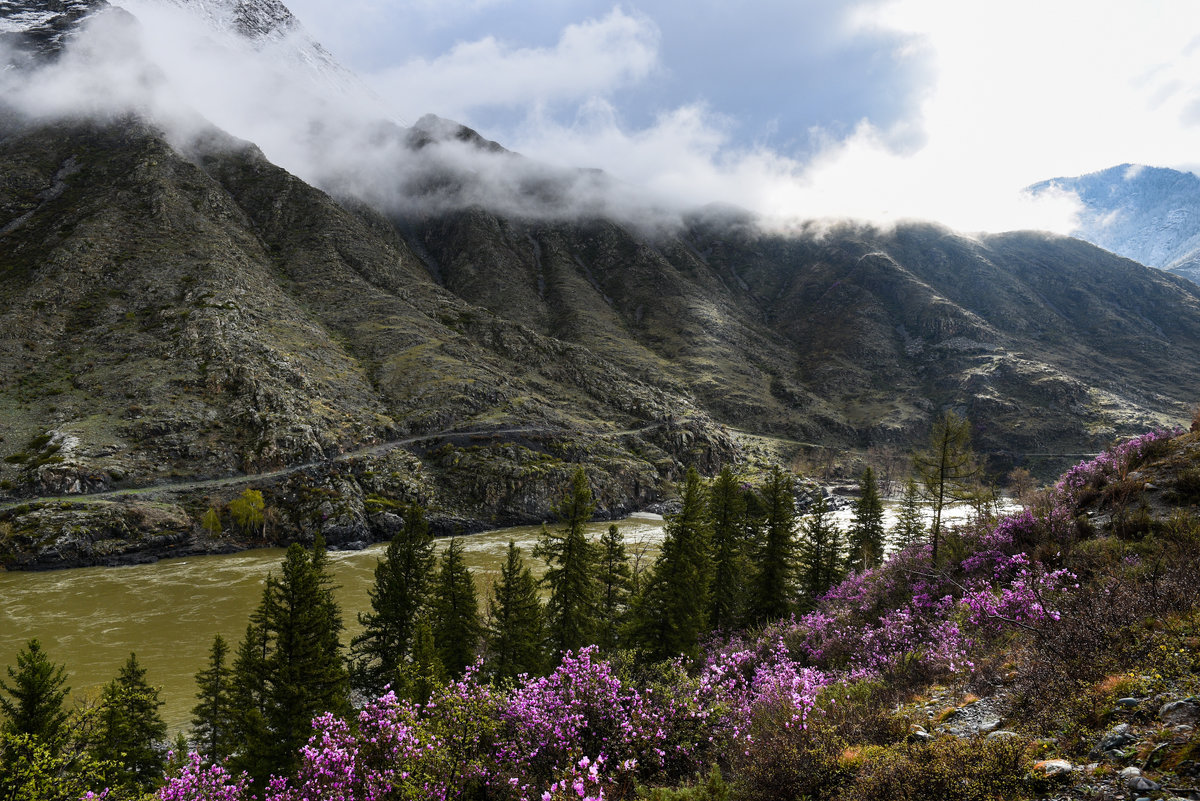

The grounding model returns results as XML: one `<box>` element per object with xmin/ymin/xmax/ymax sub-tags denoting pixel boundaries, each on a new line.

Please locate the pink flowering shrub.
<box><xmin>157</xmin><ymin>753</ymin><xmax>252</xmax><ymax>801</ymax></box>
<box><xmin>1054</xmin><ymin>428</ymin><xmax>1179</xmax><ymax>508</ymax></box>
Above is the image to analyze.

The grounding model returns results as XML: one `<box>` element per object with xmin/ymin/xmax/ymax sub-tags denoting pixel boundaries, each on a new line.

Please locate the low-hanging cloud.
<box><xmin>6</xmin><ymin>0</ymin><xmax>1199</xmax><ymax>236</ymax></box>
<box><xmin>0</xmin><ymin>1</ymin><xmax>691</xmax><ymax>228</ymax></box>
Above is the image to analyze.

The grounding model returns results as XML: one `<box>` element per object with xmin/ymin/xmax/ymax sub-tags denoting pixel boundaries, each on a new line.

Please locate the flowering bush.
<box><xmin>1055</xmin><ymin>428</ymin><xmax>1179</xmax><ymax>508</ymax></box>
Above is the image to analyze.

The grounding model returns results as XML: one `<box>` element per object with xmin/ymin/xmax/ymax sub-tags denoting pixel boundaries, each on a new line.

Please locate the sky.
<box><xmin>275</xmin><ymin>0</ymin><xmax>1200</xmax><ymax>233</ymax></box>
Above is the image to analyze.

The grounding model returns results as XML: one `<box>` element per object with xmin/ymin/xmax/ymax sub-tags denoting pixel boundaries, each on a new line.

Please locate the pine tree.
<box><xmin>748</xmin><ymin>466</ymin><xmax>797</xmax><ymax>622</ymax></box>
<box><xmin>190</xmin><ymin>634</ymin><xmax>235</xmax><ymax>763</ymax></box>
<box><xmin>596</xmin><ymin>524</ymin><xmax>633</xmax><ymax>652</ymax></box>
<box><xmin>94</xmin><ymin>652</ymin><xmax>167</xmax><ymax>793</ymax></box>
<box><xmin>846</xmin><ymin>466</ymin><xmax>886</xmax><ymax>572</ymax></box>
<box><xmin>0</xmin><ymin>639</ymin><xmax>70</xmax><ymax>749</ymax></box>
<box><xmin>484</xmin><ymin>542</ymin><xmax>546</xmax><ymax>683</ymax></box>
<box><xmin>534</xmin><ymin>468</ymin><xmax>600</xmax><ymax>656</ymax></box>
<box><xmin>798</xmin><ymin>493</ymin><xmax>845</xmax><ymax>603</ymax></box>
<box><xmin>707</xmin><ymin>467</ymin><xmax>749</xmax><ymax>631</ymax></box>
<box><xmin>630</xmin><ymin>468</ymin><xmax>712</xmax><ymax>661</ymax></box>
<box><xmin>432</xmin><ymin>538</ymin><xmax>481</xmax><ymax>677</ymax></box>
<box><xmin>913</xmin><ymin>410</ymin><xmax>980</xmax><ymax>563</ymax></box>
<box><xmin>351</xmin><ymin>503</ymin><xmax>436</xmax><ymax>696</ymax></box>
<box><xmin>892</xmin><ymin>477</ymin><xmax>926</xmax><ymax>550</ymax></box>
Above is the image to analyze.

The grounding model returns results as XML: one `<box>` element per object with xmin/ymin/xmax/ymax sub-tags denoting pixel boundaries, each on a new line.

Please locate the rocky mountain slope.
<box><xmin>2</xmin><ymin>0</ymin><xmax>1200</xmax><ymax>567</ymax></box>
<box><xmin>1028</xmin><ymin>164</ymin><xmax>1200</xmax><ymax>284</ymax></box>
<box><xmin>3</xmin><ymin>111</ymin><xmax>1200</xmax><ymax>567</ymax></box>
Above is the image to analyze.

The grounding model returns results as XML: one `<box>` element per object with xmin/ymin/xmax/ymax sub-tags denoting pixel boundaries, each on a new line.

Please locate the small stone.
<box><xmin>987</xmin><ymin>730</ymin><xmax>1020</xmax><ymax>740</ymax></box>
<box><xmin>1117</xmin><ymin>697</ymin><xmax>1143</xmax><ymax>709</ymax></box>
<box><xmin>1033</xmin><ymin>759</ymin><xmax>1074</xmax><ymax>777</ymax></box>
<box><xmin>1094</xmin><ymin>723</ymin><xmax>1138</xmax><ymax>757</ymax></box>
<box><xmin>1128</xmin><ymin>776</ymin><xmax>1160</xmax><ymax>793</ymax></box>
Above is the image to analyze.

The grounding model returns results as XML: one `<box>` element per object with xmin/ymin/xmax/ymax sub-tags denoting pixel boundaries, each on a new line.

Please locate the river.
<box><xmin>0</xmin><ymin>515</ymin><xmax>667</xmax><ymax>732</ymax></box>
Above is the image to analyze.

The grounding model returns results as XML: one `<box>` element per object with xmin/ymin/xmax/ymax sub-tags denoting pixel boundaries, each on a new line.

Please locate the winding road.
<box><xmin>1</xmin><ymin>423</ymin><xmax>665</xmax><ymax>510</ymax></box>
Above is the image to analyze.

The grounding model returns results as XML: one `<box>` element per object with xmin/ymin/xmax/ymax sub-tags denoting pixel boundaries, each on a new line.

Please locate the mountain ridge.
<box><xmin>1028</xmin><ymin>163</ymin><xmax>1200</xmax><ymax>284</ymax></box>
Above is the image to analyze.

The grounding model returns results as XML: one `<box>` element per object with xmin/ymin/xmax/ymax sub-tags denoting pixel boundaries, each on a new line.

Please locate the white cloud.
<box><xmin>10</xmin><ymin>0</ymin><xmax>1199</xmax><ymax>235</ymax></box>
<box><xmin>472</xmin><ymin>0</ymin><xmax>1200</xmax><ymax>232</ymax></box>
<box><xmin>367</xmin><ymin>8</ymin><xmax>660</xmax><ymax>122</ymax></box>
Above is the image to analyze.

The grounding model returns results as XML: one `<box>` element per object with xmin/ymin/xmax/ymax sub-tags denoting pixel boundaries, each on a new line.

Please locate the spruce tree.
<box><xmin>484</xmin><ymin>542</ymin><xmax>547</xmax><ymax>683</ymax></box>
<box><xmin>94</xmin><ymin>652</ymin><xmax>167</xmax><ymax>793</ymax></box>
<box><xmin>404</xmin><ymin>616</ymin><xmax>447</xmax><ymax>706</ymax></box>
<box><xmin>596</xmin><ymin>524</ymin><xmax>634</xmax><ymax>652</ymax></box>
<box><xmin>191</xmin><ymin>633</ymin><xmax>235</xmax><ymax>763</ymax></box>
<box><xmin>0</xmin><ymin>639</ymin><xmax>70</xmax><ymax>749</ymax></box>
<box><xmin>227</xmin><ymin>620</ymin><xmax>269</xmax><ymax>779</ymax></box>
<box><xmin>230</xmin><ymin>537</ymin><xmax>349</xmax><ymax>781</ymax></box>
<box><xmin>708</xmin><ymin>467</ymin><xmax>749</xmax><ymax>632</ymax></box>
<box><xmin>432</xmin><ymin>538</ymin><xmax>481</xmax><ymax>677</ymax></box>
<box><xmin>535</xmin><ymin>468</ymin><xmax>600</xmax><ymax>656</ymax></box>
<box><xmin>847</xmin><ymin>466</ymin><xmax>886</xmax><ymax>572</ymax></box>
<box><xmin>892</xmin><ymin>477</ymin><xmax>926</xmax><ymax>550</ymax></box>
<box><xmin>351</xmin><ymin>503</ymin><xmax>436</xmax><ymax>696</ymax></box>
<box><xmin>262</xmin><ymin>538</ymin><xmax>349</xmax><ymax>773</ymax></box>
<box><xmin>749</xmin><ymin>466</ymin><xmax>797</xmax><ymax>622</ymax></box>
<box><xmin>798</xmin><ymin>493</ymin><xmax>845</xmax><ymax>603</ymax></box>
<box><xmin>630</xmin><ymin>468</ymin><xmax>712</xmax><ymax>661</ymax></box>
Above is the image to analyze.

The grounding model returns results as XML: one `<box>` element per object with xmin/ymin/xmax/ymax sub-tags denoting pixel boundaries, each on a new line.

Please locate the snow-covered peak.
<box><xmin>0</xmin><ymin>0</ymin><xmax>112</xmax><ymax>61</ymax></box>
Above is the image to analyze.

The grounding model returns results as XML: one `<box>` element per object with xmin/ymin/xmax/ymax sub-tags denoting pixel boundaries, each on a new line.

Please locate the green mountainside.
<box><xmin>2</xmin><ymin>114</ymin><xmax>1199</xmax><ymax>567</ymax></box>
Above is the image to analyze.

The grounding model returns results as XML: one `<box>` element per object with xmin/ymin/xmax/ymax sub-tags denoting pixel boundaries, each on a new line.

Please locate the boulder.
<box><xmin>1159</xmin><ymin>699</ymin><xmax>1200</xmax><ymax>725</ymax></box>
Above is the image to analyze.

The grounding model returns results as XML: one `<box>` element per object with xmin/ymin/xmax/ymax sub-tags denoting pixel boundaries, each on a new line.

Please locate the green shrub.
<box><xmin>1168</xmin><ymin>468</ymin><xmax>1200</xmax><ymax>505</ymax></box>
<box><xmin>837</xmin><ymin>737</ymin><xmax>1030</xmax><ymax>801</ymax></box>
<box><xmin>638</xmin><ymin>767</ymin><xmax>730</xmax><ymax>801</ymax></box>
<box><xmin>733</xmin><ymin>711</ymin><xmax>849</xmax><ymax>801</ymax></box>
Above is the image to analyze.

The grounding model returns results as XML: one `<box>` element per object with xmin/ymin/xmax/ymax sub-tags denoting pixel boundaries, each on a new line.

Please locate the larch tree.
<box><xmin>913</xmin><ymin>410</ymin><xmax>980</xmax><ymax>564</ymax></box>
<box><xmin>535</xmin><ymin>468</ymin><xmax>600</xmax><ymax>656</ymax></box>
<box><xmin>351</xmin><ymin>503</ymin><xmax>436</xmax><ymax>696</ymax></box>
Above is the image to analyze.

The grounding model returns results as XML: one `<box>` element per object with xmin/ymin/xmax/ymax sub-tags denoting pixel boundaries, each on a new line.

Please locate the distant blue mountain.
<box><xmin>1028</xmin><ymin>164</ymin><xmax>1200</xmax><ymax>285</ymax></box>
